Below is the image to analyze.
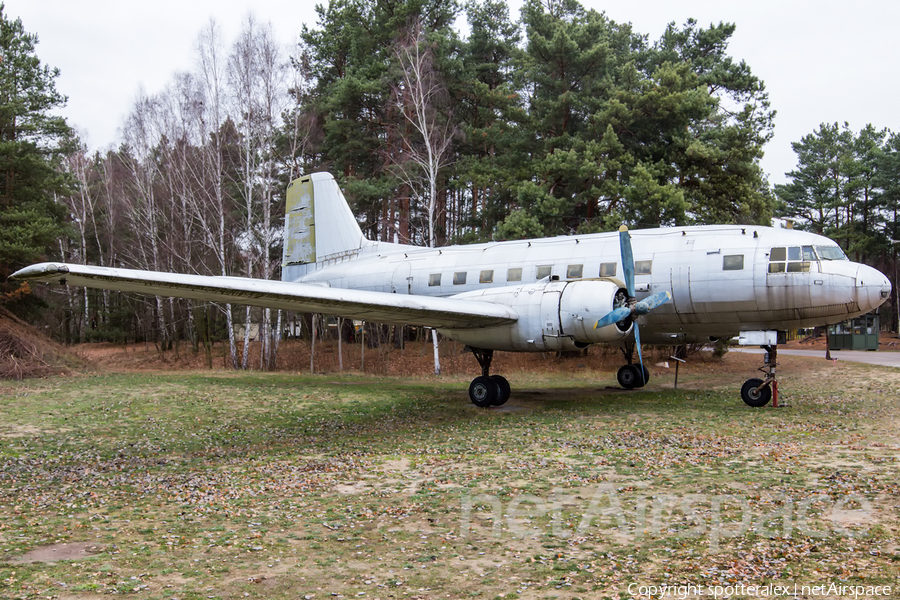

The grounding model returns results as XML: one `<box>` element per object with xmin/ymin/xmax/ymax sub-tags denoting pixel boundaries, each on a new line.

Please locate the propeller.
<box><xmin>593</xmin><ymin>225</ymin><xmax>672</xmax><ymax>381</ymax></box>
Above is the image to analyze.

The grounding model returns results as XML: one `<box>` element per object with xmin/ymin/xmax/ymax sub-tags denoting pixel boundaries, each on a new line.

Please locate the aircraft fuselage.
<box><xmin>298</xmin><ymin>224</ymin><xmax>890</xmax><ymax>348</ymax></box>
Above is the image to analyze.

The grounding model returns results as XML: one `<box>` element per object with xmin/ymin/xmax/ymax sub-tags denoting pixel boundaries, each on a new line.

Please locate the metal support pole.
<box><xmin>669</xmin><ymin>355</ymin><xmax>686</xmax><ymax>389</ymax></box>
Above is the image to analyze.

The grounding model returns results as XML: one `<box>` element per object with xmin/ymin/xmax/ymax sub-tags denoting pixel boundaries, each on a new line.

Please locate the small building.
<box><xmin>828</xmin><ymin>314</ymin><xmax>880</xmax><ymax>351</ymax></box>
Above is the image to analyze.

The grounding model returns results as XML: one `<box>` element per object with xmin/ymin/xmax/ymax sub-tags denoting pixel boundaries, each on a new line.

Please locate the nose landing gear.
<box><xmin>741</xmin><ymin>345</ymin><xmax>780</xmax><ymax>407</ymax></box>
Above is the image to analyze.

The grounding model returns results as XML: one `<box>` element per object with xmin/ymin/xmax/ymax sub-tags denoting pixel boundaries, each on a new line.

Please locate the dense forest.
<box><xmin>1</xmin><ymin>0</ymin><xmax>898</xmax><ymax>368</ymax></box>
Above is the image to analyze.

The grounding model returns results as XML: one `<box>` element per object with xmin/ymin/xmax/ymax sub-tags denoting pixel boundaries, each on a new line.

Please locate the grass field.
<box><xmin>0</xmin><ymin>349</ymin><xmax>898</xmax><ymax>599</ymax></box>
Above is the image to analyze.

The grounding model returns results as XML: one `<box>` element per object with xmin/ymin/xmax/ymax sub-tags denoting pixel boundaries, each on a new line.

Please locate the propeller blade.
<box><xmin>633</xmin><ymin>290</ymin><xmax>672</xmax><ymax>315</ymax></box>
<box><xmin>593</xmin><ymin>306</ymin><xmax>632</xmax><ymax>330</ymax></box>
<box><xmin>619</xmin><ymin>225</ymin><xmax>635</xmax><ymax>297</ymax></box>
<box><xmin>634</xmin><ymin>321</ymin><xmax>644</xmax><ymax>373</ymax></box>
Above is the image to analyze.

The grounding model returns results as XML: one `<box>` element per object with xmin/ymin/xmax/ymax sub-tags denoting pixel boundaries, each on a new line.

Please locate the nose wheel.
<box><xmin>740</xmin><ymin>345</ymin><xmax>779</xmax><ymax>407</ymax></box>
<box><xmin>467</xmin><ymin>348</ymin><xmax>511</xmax><ymax>407</ymax></box>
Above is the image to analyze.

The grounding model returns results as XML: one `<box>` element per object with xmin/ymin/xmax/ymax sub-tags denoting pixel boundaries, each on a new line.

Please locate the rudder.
<box><xmin>282</xmin><ymin>173</ymin><xmax>368</xmax><ymax>282</ymax></box>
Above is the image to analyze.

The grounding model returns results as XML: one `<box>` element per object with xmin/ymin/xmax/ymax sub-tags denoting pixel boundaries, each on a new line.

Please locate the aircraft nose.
<box><xmin>856</xmin><ymin>264</ymin><xmax>892</xmax><ymax>313</ymax></box>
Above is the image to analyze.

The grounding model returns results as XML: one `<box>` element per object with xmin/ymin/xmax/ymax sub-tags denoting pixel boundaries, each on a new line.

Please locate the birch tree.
<box><xmin>391</xmin><ymin>18</ymin><xmax>456</xmax><ymax>375</ymax></box>
<box><xmin>196</xmin><ymin>20</ymin><xmax>239</xmax><ymax>368</ymax></box>
<box><xmin>391</xmin><ymin>18</ymin><xmax>456</xmax><ymax>248</ymax></box>
<box><xmin>60</xmin><ymin>142</ymin><xmax>100</xmax><ymax>341</ymax></box>
<box><xmin>121</xmin><ymin>90</ymin><xmax>172</xmax><ymax>349</ymax></box>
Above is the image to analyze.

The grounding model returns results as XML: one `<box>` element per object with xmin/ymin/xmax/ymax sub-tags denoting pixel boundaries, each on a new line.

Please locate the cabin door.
<box><xmin>670</xmin><ymin>266</ymin><xmax>694</xmax><ymax>316</ymax></box>
<box><xmin>391</xmin><ymin>262</ymin><xmax>412</xmax><ymax>294</ymax></box>
<box><xmin>540</xmin><ymin>281</ymin><xmax>566</xmax><ymax>350</ymax></box>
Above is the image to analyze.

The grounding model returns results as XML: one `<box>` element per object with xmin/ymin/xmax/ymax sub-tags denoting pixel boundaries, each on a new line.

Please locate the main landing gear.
<box><xmin>741</xmin><ymin>345</ymin><xmax>779</xmax><ymax>407</ymax></box>
<box><xmin>616</xmin><ymin>343</ymin><xmax>650</xmax><ymax>390</ymax></box>
<box><xmin>467</xmin><ymin>348</ymin><xmax>511</xmax><ymax>408</ymax></box>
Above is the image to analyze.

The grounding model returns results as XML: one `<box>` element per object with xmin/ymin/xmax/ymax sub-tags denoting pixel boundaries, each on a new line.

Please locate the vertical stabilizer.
<box><xmin>282</xmin><ymin>172</ymin><xmax>368</xmax><ymax>282</ymax></box>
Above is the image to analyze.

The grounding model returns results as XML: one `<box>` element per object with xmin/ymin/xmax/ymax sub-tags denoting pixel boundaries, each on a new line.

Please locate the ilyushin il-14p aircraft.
<box><xmin>12</xmin><ymin>173</ymin><xmax>893</xmax><ymax>408</ymax></box>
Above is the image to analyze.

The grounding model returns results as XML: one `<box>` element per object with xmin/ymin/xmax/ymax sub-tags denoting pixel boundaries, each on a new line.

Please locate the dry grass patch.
<box><xmin>0</xmin><ymin>352</ymin><xmax>897</xmax><ymax>599</ymax></box>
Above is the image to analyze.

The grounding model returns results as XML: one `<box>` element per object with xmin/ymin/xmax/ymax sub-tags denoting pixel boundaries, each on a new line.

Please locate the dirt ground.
<box><xmin>70</xmin><ymin>337</ymin><xmax>739</xmax><ymax>379</ymax></box>
<box><xmin>0</xmin><ymin>306</ymin><xmax>85</xmax><ymax>379</ymax></box>
<box><xmin>70</xmin><ymin>330</ymin><xmax>900</xmax><ymax>377</ymax></box>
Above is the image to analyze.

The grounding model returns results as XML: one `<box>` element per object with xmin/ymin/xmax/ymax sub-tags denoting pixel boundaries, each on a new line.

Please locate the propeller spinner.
<box><xmin>593</xmin><ymin>225</ymin><xmax>671</xmax><ymax>383</ymax></box>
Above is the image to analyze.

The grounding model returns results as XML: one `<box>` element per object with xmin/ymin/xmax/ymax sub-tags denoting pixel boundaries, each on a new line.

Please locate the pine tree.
<box><xmin>0</xmin><ymin>6</ymin><xmax>73</xmax><ymax>308</ymax></box>
<box><xmin>452</xmin><ymin>1</ymin><xmax>525</xmax><ymax>240</ymax></box>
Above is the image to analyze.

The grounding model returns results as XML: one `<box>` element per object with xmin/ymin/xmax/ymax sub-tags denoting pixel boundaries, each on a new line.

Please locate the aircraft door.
<box><xmin>391</xmin><ymin>262</ymin><xmax>412</xmax><ymax>294</ymax></box>
<box><xmin>540</xmin><ymin>281</ymin><xmax>566</xmax><ymax>350</ymax></box>
<box><xmin>670</xmin><ymin>266</ymin><xmax>695</xmax><ymax>320</ymax></box>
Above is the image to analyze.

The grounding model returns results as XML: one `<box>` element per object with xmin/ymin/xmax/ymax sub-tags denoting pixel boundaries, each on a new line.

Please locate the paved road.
<box><xmin>734</xmin><ymin>347</ymin><xmax>900</xmax><ymax>368</ymax></box>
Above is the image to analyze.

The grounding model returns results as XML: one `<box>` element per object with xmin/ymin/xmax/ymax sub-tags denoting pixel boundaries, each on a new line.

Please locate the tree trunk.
<box><xmin>431</xmin><ymin>329</ymin><xmax>441</xmax><ymax>375</ymax></box>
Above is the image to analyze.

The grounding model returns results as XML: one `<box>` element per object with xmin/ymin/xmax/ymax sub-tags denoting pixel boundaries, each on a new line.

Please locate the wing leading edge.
<box><xmin>11</xmin><ymin>263</ymin><xmax>518</xmax><ymax>330</ymax></box>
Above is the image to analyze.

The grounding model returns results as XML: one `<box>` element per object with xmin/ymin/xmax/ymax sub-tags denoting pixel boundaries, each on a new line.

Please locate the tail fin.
<box><xmin>282</xmin><ymin>172</ymin><xmax>368</xmax><ymax>282</ymax></box>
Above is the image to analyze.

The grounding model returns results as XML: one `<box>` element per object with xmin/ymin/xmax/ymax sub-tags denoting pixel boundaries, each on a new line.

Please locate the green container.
<box><xmin>828</xmin><ymin>314</ymin><xmax>879</xmax><ymax>351</ymax></box>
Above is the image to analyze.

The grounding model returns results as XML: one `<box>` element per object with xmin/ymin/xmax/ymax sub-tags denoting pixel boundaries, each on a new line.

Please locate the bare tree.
<box><xmin>285</xmin><ymin>45</ymin><xmax>316</xmax><ymax>180</ymax></box>
<box><xmin>59</xmin><ymin>142</ymin><xmax>100</xmax><ymax>341</ymax></box>
<box><xmin>391</xmin><ymin>18</ymin><xmax>456</xmax><ymax>249</ymax></box>
<box><xmin>196</xmin><ymin>19</ymin><xmax>239</xmax><ymax>368</ymax></box>
<box><xmin>121</xmin><ymin>89</ymin><xmax>173</xmax><ymax>351</ymax></box>
<box><xmin>253</xmin><ymin>21</ymin><xmax>288</xmax><ymax>370</ymax></box>
<box><xmin>227</xmin><ymin>15</ymin><xmax>289</xmax><ymax>370</ymax></box>
<box><xmin>390</xmin><ymin>18</ymin><xmax>457</xmax><ymax>375</ymax></box>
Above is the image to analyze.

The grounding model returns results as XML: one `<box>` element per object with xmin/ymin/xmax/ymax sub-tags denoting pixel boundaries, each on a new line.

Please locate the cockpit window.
<box><xmin>769</xmin><ymin>246</ymin><xmax>811</xmax><ymax>274</ymax></box>
<box><xmin>816</xmin><ymin>245</ymin><xmax>848</xmax><ymax>261</ymax></box>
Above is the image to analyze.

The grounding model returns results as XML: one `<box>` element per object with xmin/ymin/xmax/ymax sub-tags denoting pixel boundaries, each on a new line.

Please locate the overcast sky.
<box><xmin>5</xmin><ymin>0</ymin><xmax>899</xmax><ymax>185</ymax></box>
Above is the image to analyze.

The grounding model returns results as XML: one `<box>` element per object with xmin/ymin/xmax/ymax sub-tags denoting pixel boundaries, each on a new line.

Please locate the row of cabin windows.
<box><xmin>426</xmin><ymin>255</ymin><xmax>748</xmax><ymax>287</ymax></box>
<box><xmin>429</xmin><ymin>262</ymin><xmax>631</xmax><ymax>287</ymax></box>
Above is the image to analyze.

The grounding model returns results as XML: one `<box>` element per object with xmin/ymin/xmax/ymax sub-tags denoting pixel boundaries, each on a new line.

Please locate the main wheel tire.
<box><xmin>469</xmin><ymin>376</ymin><xmax>500</xmax><ymax>408</ymax></box>
<box><xmin>616</xmin><ymin>364</ymin><xmax>641</xmax><ymax>389</ymax></box>
<box><xmin>741</xmin><ymin>378</ymin><xmax>772</xmax><ymax>407</ymax></box>
<box><xmin>489</xmin><ymin>375</ymin><xmax>511</xmax><ymax>406</ymax></box>
<box><xmin>634</xmin><ymin>364</ymin><xmax>650</xmax><ymax>388</ymax></box>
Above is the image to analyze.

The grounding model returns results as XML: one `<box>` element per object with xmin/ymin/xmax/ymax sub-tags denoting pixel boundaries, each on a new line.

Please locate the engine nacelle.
<box><xmin>440</xmin><ymin>280</ymin><xmax>631</xmax><ymax>352</ymax></box>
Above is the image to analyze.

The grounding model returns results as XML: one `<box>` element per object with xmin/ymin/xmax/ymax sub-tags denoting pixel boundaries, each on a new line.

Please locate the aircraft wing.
<box><xmin>10</xmin><ymin>263</ymin><xmax>518</xmax><ymax>329</ymax></box>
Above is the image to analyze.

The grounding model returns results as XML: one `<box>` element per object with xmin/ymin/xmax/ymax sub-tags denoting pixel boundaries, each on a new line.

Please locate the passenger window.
<box><xmin>567</xmin><ymin>264</ymin><xmax>583</xmax><ymax>279</ymax></box>
<box><xmin>635</xmin><ymin>260</ymin><xmax>652</xmax><ymax>275</ymax></box>
<box><xmin>723</xmin><ymin>255</ymin><xmax>744</xmax><ymax>271</ymax></box>
<box><xmin>507</xmin><ymin>267</ymin><xmax>522</xmax><ymax>282</ymax></box>
<box><xmin>599</xmin><ymin>262</ymin><xmax>617</xmax><ymax>277</ymax></box>
<box><xmin>428</xmin><ymin>273</ymin><xmax>441</xmax><ymax>286</ymax></box>
<box><xmin>453</xmin><ymin>272</ymin><xmax>467</xmax><ymax>285</ymax></box>
<box><xmin>536</xmin><ymin>265</ymin><xmax>552</xmax><ymax>280</ymax></box>
<box><xmin>479</xmin><ymin>270</ymin><xmax>493</xmax><ymax>284</ymax></box>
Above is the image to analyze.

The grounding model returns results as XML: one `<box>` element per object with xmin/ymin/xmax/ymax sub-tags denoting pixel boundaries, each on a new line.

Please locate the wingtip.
<box><xmin>9</xmin><ymin>263</ymin><xmax>69</xmax><ymax>281</ymax></box>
